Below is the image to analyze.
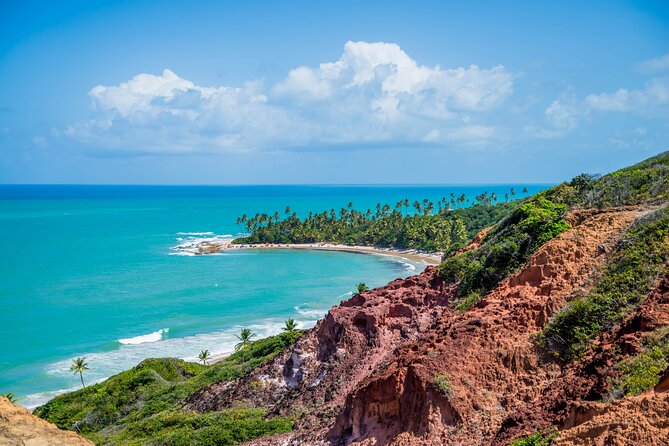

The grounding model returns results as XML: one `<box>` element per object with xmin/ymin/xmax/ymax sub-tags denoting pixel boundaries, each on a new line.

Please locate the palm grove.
<box><xmin>234</xmin><ymin>189</ymin><xmax>529</xmax><ymax>253</ymax></box>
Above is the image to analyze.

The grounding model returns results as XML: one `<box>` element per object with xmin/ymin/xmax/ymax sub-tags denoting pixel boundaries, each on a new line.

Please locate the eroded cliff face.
<box><xmin>330</xmin><ymin>209</ymin><xmax>643</xmax><ymax>446</ymax></box>
<box><xmin>188</xmin><ymin>207</ymin><xmax>668</xmax><ymax>446</ymax></box>
<box><xmin>0</xmin><ymin>397</ymin><xmax>94</xmax><ymax>446</ymax></box>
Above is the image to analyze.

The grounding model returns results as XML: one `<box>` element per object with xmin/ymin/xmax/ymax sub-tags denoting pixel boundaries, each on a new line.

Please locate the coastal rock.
<box><xmin>188</xmin><ymin>207</ymin><xmax>667</xmax><ymax>445</ymax></box>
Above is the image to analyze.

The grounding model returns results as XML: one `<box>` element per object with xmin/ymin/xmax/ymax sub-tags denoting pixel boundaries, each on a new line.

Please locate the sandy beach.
<box><xmin>173</xmin><ymin>238</ymin><xmax>442</xmax><ymax>264</ymax></box>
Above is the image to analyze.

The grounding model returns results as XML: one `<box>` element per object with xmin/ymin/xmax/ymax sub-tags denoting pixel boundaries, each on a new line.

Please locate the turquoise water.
<box><xmin>0</xmin><ymin>184</ymin><xmax>547</xmax><ymax>408</ymax></box>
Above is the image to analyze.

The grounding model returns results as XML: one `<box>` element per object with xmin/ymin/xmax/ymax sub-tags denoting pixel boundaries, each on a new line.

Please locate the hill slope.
<box><xmin>35</xmin><ymin>152</ymin><xmax>669</xmax><ymax>445</ymax></box>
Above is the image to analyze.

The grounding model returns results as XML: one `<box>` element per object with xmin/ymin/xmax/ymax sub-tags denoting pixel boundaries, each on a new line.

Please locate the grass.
<box><xmin>540</xmin><ymin>207</ymin><xmax>669</xmax><ymax>361</ymax></box>
<box><xmin>34</xmin><ymin>331</ymin><xmax>302</xmax><ymax>445</ymax></box>
<box><xmin>432</xmin><ymin>372</ymin><xmax>453</xmax><ymax>396</ymax></box>
<box><xmin>438</xmin><ymin>196</ymin><xmax>569</xmax><ymax>305</ymax></box>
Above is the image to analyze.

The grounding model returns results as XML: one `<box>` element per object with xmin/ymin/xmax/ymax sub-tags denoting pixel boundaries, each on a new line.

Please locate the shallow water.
<box><xmin>0</xmin><ymin>184</ymin><xmax>547</xmax><ymax>407</ymax></box>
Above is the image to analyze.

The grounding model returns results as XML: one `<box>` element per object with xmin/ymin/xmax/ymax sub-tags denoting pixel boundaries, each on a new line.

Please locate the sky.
<box><xmin>0</xmin><ymin>0</ymin><xmax>668</xmax><ymax>184</ymax></box>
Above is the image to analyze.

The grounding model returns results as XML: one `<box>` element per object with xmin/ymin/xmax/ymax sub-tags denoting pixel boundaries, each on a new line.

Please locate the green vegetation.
<box><xmin>234</xmin><ymin>328</ymin><xmax>256</xmax><ymax>351</ymax></box>
<box><xmin>610</xmin><ymin>329</ymin><xmax>669</xmax><ymax>397</ymax></box>
<box><xmin>70</xmin><ymin>357</ymin><xmax>89</xmax><ymax>389</ymax></box>
<box><xmin>432</xmin><ymin>372</ymin><xmax>453</xmax><ymax>396</ymax></box>
<box><xmin>452</xmin><ymin>291</ymin><xmax>481</xmax><ymax>313</ymax></box>
<box><xmin>283</xmin><ymin>318</ymin><xmax>298</xmax><ymax>332</ymax></box>
<box><xmin>438</xmin><ymin>196</ymin><xmax>570</xmax><ymax>303</ymax></box>
<box><xmin>544</xmin><ymin>151</ymin><xmax>669</xmax><ymax>208</ymax></box>
<box><xmin>34</xmin><ymin>331</ymin><xmax>302</xmax><ymax>445</ymax></box>
<box><xmin>540</xmin><ymin>207</ymin><xmax>669</xmax><ymax>361</ymax></box>
<box><xmin>234</xmin><ymin>190</ymin><xmax>530</xmax><ymax>253</ymax></box>
<box><xmin>1</xmin><ymin>392</ymin><xmax>17</xmax><ymax>403</ymax></box>
<box><xmin>105</xmin><ymin>408</ymin><xmax>292</xmax><ymax>446</ymax></box>
<box><xmin>509</xmin><ymin>430</ymin><xmax>557</xmax><ymax>446</ymax></box>
<box><xmin>356</xmin><ymin>282</ymin><xmax>369</xmax><ymax>294</ymax></box>
<box><xmin>198</xmin><ymin>350</ymin><xmax>211</xmax><ymax>365</ymax></box>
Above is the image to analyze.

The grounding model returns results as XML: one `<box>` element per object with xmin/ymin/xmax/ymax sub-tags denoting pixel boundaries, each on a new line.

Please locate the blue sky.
<box><xmin>1</xmin><ymin>0</ymin><xmax>668</xmax><ymax>184</ymax></box>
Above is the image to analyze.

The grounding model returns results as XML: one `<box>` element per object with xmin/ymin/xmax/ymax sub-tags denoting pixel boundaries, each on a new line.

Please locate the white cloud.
<box><xmin>640</xmin><ymin>51</ymin><xmax>669</xmax><ymax>72</ymax></box>
<box><xmin>545</xmin><ymin>99</ymin><xmax>579</xmax><ymax>130</ymax></box>
<box><xmin>523</xmin><ymin>93</ymin><xmax>583</xmax><ymax>139</ymax></box>
<box><xmin>65</xmin><ymin>41</ymin><xmax>514</xmax><ymax>153</ymax></box>
<box><xmin>445</xmin><ymin>125</ymin><xmax>498</xmax><ymax>144</ymax></box>
<box><xmin>586</xmin><ymin>78</ymin><xmax>669</xmax><ymax>113</ymax></box>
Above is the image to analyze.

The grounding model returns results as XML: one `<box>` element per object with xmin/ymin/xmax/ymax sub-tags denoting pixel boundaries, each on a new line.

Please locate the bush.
<box><xmin>610</xmin><ymin>330</ymin><xmax>669</xmax><ymax>397</ymax></box>
<box><xmin>509</xmin><ymin>430</ymin><xmax>557</xmax><ymax>446</ymax></box>
<box><xmin>433</xmin><ymin>372</ymin><xmax>453</xmax><ymax>396</ymax></box>
<box><xmin>111</xmin><ymin>408</ymin><xmax>293</xmax><ymax>445</ymax></box>
<box><xmin>540</xmin><ymin>207</ymin><xmax>669</xmax><ymax>361</ymax></box>
<box><xmin>453</xmin><ymin>291</ymin><xmax>481</xmax><ymax>313</ymax></box>
<box><xmin>35</xmin><ymin>331</ymin><xmax>303</xmax><ymax>443</ymax></box>
<box><xmin>439</xmin><ymin>197</ymin><xmax>569</xmax><ymax>304</ymax></box>
<box><xmin>545</xmin><ymin>151</ymin><xmax>669</xmax><ymax>208</ymax></box>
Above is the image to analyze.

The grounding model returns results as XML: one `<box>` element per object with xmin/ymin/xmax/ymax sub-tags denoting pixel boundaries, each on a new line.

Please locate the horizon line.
<box><xmin>0</xmin><ymin>182</ymin><xmax>556</xmax><ymax>187</ymax></box>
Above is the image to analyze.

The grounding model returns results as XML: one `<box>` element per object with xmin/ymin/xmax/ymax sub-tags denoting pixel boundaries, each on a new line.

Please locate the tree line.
<box><xmin>234</xmin><ymin>188</ymin><xmax>529</xmax><ymax>253</ymax></box>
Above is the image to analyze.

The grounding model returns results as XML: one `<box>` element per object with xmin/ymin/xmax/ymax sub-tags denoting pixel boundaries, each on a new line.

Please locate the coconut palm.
<box><xmin>356</xmin><ymin>282</ymin><xmax>369</xmax><ymax>294</ymax></box>
<box><xmin>70</xmin><ymin>357</ymin><xmax>89</xmax><ymax>388</ymax></box>
<box><xmin>198</xmin><ymin>349</ymin><xmax>211</xmax><ymax>365</ymax></box>
<box><xmin>234</xmin><ymin>328</ymin><xmax>256</xmax><ymax>351</ymax></box>
<box><xmin>283</xmin><ymin>318</ymin><xmax>298</xmax><ymax>332</ymax></box>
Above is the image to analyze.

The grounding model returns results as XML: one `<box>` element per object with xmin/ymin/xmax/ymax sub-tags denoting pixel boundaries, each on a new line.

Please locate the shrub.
<box><xmin>110</xmin><ymin>408</ymin><xmax>293</xmax><ymax>445</ymax></box>
<box><xmin>610</xmin><ymin>331</ymin><xmax>669</xmax><ymax>397</ymax></box>
<box><xmin>545</xmin><ymin>151</ymin><xmax>669</xmax><ymax>208</ymax></box>
<box><xmin>540</xmin><ymin>207</ymin><xmax>669</xmax><ymax>361</ymax></box>
<box><xmin>433</xmin><ymin>372</ymin><xmax>453</xmax><ymax>396</ymax></box>
<box><xmin>509</xmin><ymin>430</ymin><xmax>558</xmax><ymax>446</ymax></box>
<box><xmin>34</xmin><ymin>331</ymin><xmax>303</xmax><ymax>443</ymax></box>
<box><xmin>453</xmin><ymin>291</ymin><xmax>481</xmax><ymax>313</ymax></box>
<box><xmin>439</xmin><ymin>196</ymin><xmax>569</xmax><ymax>305</ymax></box>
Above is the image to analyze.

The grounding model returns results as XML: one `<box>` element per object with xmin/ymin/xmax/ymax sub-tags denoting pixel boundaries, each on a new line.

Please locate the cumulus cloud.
<box><xmin>65</xmin><ymin>41</ymin><xmax>514</xmax><ymax>153</ymax></box>
<box><xmin>586</xmin><ymin>78</ymin><xmax>669</xmax><ymax>113</ymax></box>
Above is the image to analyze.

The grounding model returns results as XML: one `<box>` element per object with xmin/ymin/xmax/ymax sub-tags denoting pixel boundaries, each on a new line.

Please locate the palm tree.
<box><xmin>356</xmin><ymin>282</ymin><xmax>369</xmax><ymax>294</ymax></box>
<box><xmin>70</xmin><ymin>357</ymin><xmax>89</xmax><ymax>389</ymax></box>
<box><xmin>283</xmin><ymin>318</ymin><xmax>298</xmax><ymax>332</ymax></box>
<box><xmin>1</xmin><ymin>393</ymin><xmax>17</xmax><ymax>404</ymax></box>
<box><xmin>235</xmin><ymin>328</ymin><xmax>256</xmax><ymax>351</ymax></box>
<box><xmin>198</xmin><ymin>349</ymin><xmax>211</xmax><ymax>365</ymax></box>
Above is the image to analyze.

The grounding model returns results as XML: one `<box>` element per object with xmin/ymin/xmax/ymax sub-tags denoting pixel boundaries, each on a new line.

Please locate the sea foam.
<box><xmin>29</xmin><ymin>314</ymin><xmax>322</xmax><ymax>409</ymax></box>
<box><xmin>118</xmin><ymin>328</ymin><xmax>169</xmax><ymax>345</ymax></box>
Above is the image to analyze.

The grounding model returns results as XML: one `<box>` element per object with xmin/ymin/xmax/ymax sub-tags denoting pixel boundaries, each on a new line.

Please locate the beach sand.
<box><xmin>233</xmin><ymin>243</ymin><xmax>442</xmax><ymax>264</ymax></box>
<box><xmin>174</xmin><ymin>238</ymin><xmax>443</xmax><ymax>265</ymax></box>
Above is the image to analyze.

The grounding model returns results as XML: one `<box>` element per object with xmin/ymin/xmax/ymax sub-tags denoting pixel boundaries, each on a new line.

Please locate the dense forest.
<box><xmin>233</xmin><ymin>188</ymin><xmax>530</xmax><ymax>253</ymax></box>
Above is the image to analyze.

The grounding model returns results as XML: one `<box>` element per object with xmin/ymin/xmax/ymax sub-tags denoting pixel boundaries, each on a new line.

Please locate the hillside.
<box><xmin>32</xmin><ymin>152</ymin><xmax>669</xmax><ymax>445</ymax></box>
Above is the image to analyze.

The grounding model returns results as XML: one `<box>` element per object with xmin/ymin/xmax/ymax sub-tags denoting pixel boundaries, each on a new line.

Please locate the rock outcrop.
<box><xmin>181</xmin><ymin>207</ymin><xmax>669</xmax><ymax>446</ymax></box>
<box><xmin>0</xmin><ymin>397</ymin><xmax>94</xmax><ymax>446</ymax></box>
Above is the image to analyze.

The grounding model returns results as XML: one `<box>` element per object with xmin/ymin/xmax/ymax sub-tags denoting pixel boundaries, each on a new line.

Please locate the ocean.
<box><xmin>0</xmin><ymin>184</ymin><xmax>548</xmax><ymax>408</ymax></box>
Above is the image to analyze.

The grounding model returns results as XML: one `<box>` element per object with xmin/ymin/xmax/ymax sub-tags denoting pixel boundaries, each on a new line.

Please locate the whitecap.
<box><xmin>118</xmin><ymin>328</ymin><xmax>169</xmax><ymax>345</ymax></box>
<box><xmin>177</xmin><ymin>231</ymin><xmax>214</xmax><ymax>236</ymax></box>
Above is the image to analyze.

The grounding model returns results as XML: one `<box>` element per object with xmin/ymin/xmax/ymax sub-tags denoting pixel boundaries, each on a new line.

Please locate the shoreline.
<box><xmin>176</xmin><ymin>239</ymin><xmax>442</xmax><ymax>265</ymax></box>
<box><xmin>233</xmin><ymin>242</ymin><xmax>442</xmax><ymax>264</ymax></box>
